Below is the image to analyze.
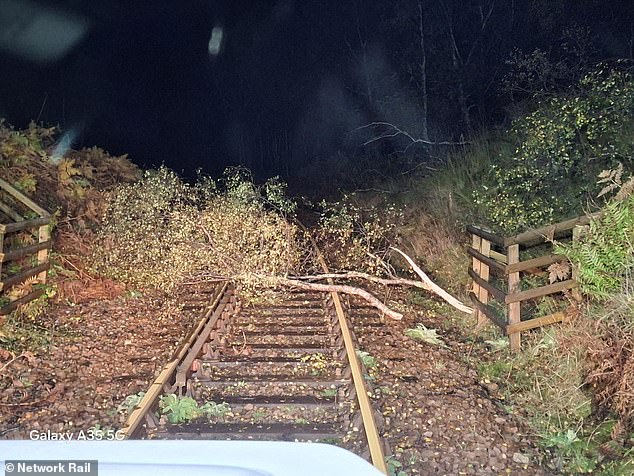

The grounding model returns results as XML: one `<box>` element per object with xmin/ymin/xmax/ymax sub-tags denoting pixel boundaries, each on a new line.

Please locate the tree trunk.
<box><xmin>418</xmin><ymin>0</ymin><xmax>430</xmax><ymax>142</ymax></box>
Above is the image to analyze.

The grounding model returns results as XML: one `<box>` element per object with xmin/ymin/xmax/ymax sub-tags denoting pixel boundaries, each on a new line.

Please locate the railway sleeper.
<box><xmin>196</xmin><ymin>361</ymin><xmax>342</xmax><ymax>380</ymax></box>
<box><xmin>233</xmin><ymin>317</ymin><xmax>328</xmax><ymax>328</ymax></box>
<box><xmin>158</xmin><ymin>422</ymin><xmax>342</xmax><ymax>442</ymax></box>
<box><xmin>239</xmin><ymin>307</ymin><xmax>326</xmax><ymax>316</ymax></box>
<box><xmin>218</xmin><ymin>347</ymin><xmax>337</xmax><ymax>360</ymax></box>
<box><xmin>192</xmin><ymin>378</ymin><xmax>350</xmax><ymax>397</ymax></box>
<box><xmin>202</xmin><ymin>403</ymin><xmax>347</xmax><ymax>426</ymax></box>
<box><xmin>249</xmin><ymin>302</ymin><xmax>326</xmax><ymax>310</ymax></box>
<box><xmin>240</xmin><ymin>326</ymin><xmax>329</xmax><ymax>335</ymax></box>
<box><xmin>224</xmin><ymin>338</ymin><xmax>332</xmax><ymax>348</ymax></box>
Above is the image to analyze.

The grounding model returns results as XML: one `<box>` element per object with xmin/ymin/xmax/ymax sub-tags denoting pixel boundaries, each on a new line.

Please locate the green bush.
<box><xmin>316</xmin><ymin>195</ymin><xmax>401</xmax><ymax>274</ymax></box>
<box><xmin>475</xmin><ymin>67</ymin><xmax>634</xmax><ymax>233</ymax></box>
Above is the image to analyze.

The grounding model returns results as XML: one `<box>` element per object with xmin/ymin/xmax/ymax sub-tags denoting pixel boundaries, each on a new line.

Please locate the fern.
<box><xmin>404</xmin><ymin>324</ymin><xmax>447</xmax><ymax>347</ymax></box>
<box><xmin>558</xmin><ymin>177</ymin><xmax>634</xmax><ymax>300</ymax></box>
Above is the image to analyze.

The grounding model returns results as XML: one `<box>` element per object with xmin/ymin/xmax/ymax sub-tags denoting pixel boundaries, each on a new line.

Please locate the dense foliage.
<box><xmin>474</xmin><ymin>68</ymin><xmax>634</xmax><ymax>233</ymax></box>
<box><xmin>559</xmin><ymin>184</ymin><xmax>633</xmax><ymax>299</ymax></box>
<box><xmin>0</xmin><ymin>121</ymin><xmax>139</xmax><ymax>225</ymax></box>
<box><xmin>316</xmin><ymin>195</ymin><xmax>402</xmax><ymax>275</ymax></box>
<box><xmin>91</xmin><ymin>168</ymin><xmax>303</xmax><ymax>292</ymax></box>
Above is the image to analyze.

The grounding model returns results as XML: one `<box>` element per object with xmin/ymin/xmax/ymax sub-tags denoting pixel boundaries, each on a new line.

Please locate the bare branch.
<box><xmin>188</xmin><ymin>246</ymin><xmax>474</xmax><ymax>319</ymax></box>
<box><xmin>356</xmin><ymin>122</ymin><xmax>470</xmax><ymax>147</ymax></box>
<box><xmin>275</xmin><ymin>277</ymin><xmax>403</xmax><ymax>320</ymax></box>
<box><xmin>289</xmin><ymin>271</ymin><xmax>424</xmax><ymax>289</ymax></box>
<box><xmin>390</xmin><ymin>247</ymin><xmax>473</xmax><ymax>314</ymax></box>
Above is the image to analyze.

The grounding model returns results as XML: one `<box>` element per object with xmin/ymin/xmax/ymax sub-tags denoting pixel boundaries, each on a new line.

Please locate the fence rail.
<box><xmin>467</xmin><ymin>217</ymin><xmax>588</xmax><ymax>351</ymax></box>
<box><xmin>0</xmin><ymin>179</ymin><xmax>51</xmax><ymax>317</ymax></box>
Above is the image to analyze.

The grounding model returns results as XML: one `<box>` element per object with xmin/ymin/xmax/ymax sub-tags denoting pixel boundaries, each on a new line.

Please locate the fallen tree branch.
<box><xmin>273</xmin><ymin>277</ymin><xmax>403</xmax><ymax>321</ymax></box>
<box><xmin>390</xmin><ymin>247</ymin><xmax>473</xmax><ymax>314</ymax></box>
<box><xmin>290</xmin><ymin>265</ymin><xmax>473</xmax><ymax>315</ymax></box>
<box><xmin>289</xmin><ymin>271</ymin><xmax>423</xmax><ymax>288</ymax></box>
<box><xmin>190</xmin><ymin>246</ymin><xmax>472</xmax><ymax>319</ymax></box>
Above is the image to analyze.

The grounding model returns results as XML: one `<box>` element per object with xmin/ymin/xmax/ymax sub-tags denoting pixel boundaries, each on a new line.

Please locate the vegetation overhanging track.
<box><xmin>121</xmin><ymin>230</ymin><xmax>388</xmax><ymax>474</ymax></box>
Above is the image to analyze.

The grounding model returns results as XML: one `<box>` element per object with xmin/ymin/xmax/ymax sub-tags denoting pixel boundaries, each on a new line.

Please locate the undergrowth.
<box><xmin>0</xmin><ymin>121</ymin><xmax>139</xmax><ymax>227</ymax></box>
<box><xmin>385</xmin><ymin>67</ymin><xmax>634</xmax><ymax>473</ymax></box>
<box><xmin>315</xmin><ymin>194</ymin><xmax>402</xmax><ymax>274</ymax></box>
<box><xmin>558</xmin><ymin>172</ymin><xmax>634</xmax><ymax>299</ymax></box>
<box><xmin>476</xmin><ymin>323</ymin><xmax>633</xmax><ymax>475</ymax></box>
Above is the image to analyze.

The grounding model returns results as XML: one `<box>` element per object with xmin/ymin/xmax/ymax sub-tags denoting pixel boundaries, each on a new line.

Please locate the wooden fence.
<box><xmin>467</xmin><ymin>215</ymin><xmax>591</xmax><ymax>351</ymax></box>
<box><xmin>0</xmin><ymin>178</ymin><xmax>52</xmax><ymax>316</ymax></box>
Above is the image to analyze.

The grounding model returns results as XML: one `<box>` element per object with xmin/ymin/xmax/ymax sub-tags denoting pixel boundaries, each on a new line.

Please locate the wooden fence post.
<box><xmin>37</xmin><ymin>223</ymin><xmax>50</xmax><ymax>284</ymax></box>
<box><xmin>471</xmin><ymin>234</ymin><xmax>482</xmax><ymax>324</ymax></box>
<box><xmin>476</xmin><ymin>239</ymin><xmax>491</xmax><ymax>327</ymax></box>
<box><xmin>570</xmin><ymin>225</ymin><xmax>586</xmax><ymax>302</ymax></box>
<box><xmin>507</xmin><ymin>244</ymin><xmax>521</xmax><ymax>351</ymax></box>
<box><xmin>0</xmin><ymin>229</ymin><xmax>4</xmax><ymax>284</ymax></box>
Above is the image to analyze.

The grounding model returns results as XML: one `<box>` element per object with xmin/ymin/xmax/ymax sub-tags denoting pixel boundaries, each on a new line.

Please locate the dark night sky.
<box><xmin>1</xmin><ymin>0</ymin><xmax>633</xmax><ymax>180</ymax></box>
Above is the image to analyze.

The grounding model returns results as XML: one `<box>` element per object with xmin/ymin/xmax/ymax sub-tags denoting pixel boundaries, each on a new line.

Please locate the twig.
<box><xmin>58</xmin><ymin>255</ymin><xmax>93</xmax><ymax>281</ymax></box>
<box><xmin>355</xmin><ymin>122</ymin><xmax>470</xmax><ymax>147</ymax></box>
<box><xmin>0</xmin><ymin>353</ymin><xmax>27</xmax><ymax>374</ymax></box>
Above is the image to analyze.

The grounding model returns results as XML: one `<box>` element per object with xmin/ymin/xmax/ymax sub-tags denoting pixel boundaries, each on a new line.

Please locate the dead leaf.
<box><xmin>22</xmin><ymin>351</ymin><xmax>37</xmax><ymax>366</ymax></box>
<box><xmin>548</xmin><ymin>261</ymin><xmax>571</xmax><ymax>284</ymax></box>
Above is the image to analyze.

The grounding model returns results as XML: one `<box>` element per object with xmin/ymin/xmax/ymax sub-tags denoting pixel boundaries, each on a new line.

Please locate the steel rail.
<box><xmin>299</xmin><ymin>221</ymin><xmax>387</xmax><ymax>474</ymax></box>
<box><xmin>120</xmin><ymin>282</ymin><xmax>229</xmax><ymax>438</ymax></box>
<box><xmin>120</xmin><ymin>221</ymin><xmax>387</xmax><ymax>474</ymax></box>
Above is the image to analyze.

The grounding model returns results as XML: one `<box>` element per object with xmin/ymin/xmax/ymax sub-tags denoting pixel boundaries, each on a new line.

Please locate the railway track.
<box><xmin>122</xmin><ymin>280</ymin><xmax>389</xmax><ymax>473</ymax></box>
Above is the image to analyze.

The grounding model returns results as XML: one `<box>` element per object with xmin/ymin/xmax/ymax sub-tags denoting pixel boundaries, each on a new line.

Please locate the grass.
<box><xmin>470</xmin><ymin>320</ymin><xmax>634</xmax><ymax>474</ymax></box>
<box><xmin>393</xmin><ymin>132</ymin><xmax>516</xmax><ymax>233</ymax></box>
<box><xmin>404</xmin><ymin>246</ymin><xmax>632</xmax><ymax>475</ymax></box>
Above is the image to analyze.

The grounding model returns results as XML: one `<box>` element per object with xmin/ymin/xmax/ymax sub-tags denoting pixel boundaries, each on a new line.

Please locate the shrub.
<box><xmin>475</xmin><ymin>67</ymin><xmax>634</xmax><ymax>233</ymax></box>
<box><xmin>555</xmin><ymin>168</ymin><xmax>634</xmax><ymax>442</ymax></box>
<box><xmin>0</xmin><ymin>121</ymin><xmax>139</xmax><ymax>226</ymax></box>
<box><xmin>315</xmin><ymin>194</ymin><xmax>402</xmax><ymax>274</ymax></box>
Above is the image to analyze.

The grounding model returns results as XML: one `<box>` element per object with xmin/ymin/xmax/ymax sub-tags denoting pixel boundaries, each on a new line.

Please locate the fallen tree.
<box><xmin>279</xmin><ymin>247</ymin><xmax>472</xmax><ymax>319</ymax></box>
<box><xmin>195</xmin><ymin>246</ymin><xmax>473</xmax><ymax>321</ymax></box>
<box><xmin>93</xmin><ymin>169</ymin><xmax>471</xmax><ymax>320</ymax></box>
